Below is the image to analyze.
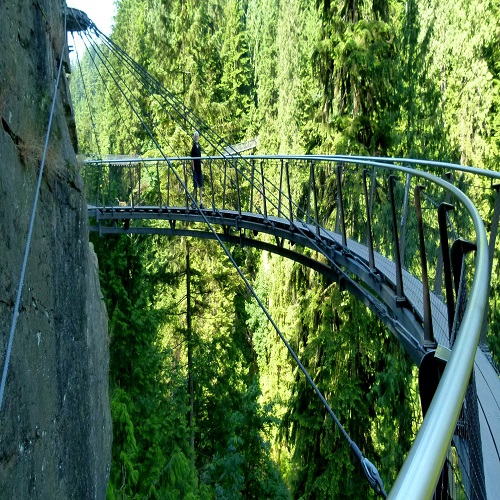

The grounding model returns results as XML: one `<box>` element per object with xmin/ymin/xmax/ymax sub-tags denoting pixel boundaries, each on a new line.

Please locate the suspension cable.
<box><xmin>76</xmin><ymin>33</ymin><xmax>159</xmax><ymax>206</ymax></box>
<box><xmin>72</xmin><ymin>31</ymin><xmax>104</xmax><ymax>161</ymax></box>
<box><xmin>80</xmin><ymin>31</ymin><xmax>180</xmax><ymax>160</ymax></box>
<box><xmin>86</xmin><ymin>26</ymin><xmax>352</xmax><ymax>281</ymax></box>
<box><xmin>0</xmin><ymin>16</ymin><xmax>67</xmax><ymax>411</ymax></box>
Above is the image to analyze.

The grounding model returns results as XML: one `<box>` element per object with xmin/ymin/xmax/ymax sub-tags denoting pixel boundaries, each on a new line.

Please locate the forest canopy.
<box><xmin>70</xmin><ymin>0</ymin><xmax>500</xmax><ymax>498</ymax></box>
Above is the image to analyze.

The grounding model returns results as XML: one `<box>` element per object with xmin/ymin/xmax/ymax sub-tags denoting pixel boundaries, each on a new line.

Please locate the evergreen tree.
<box><xmin>71</xmin><ymin>0</ymin><xmax>500</xmax><ymax>496</ymax></box>
<box><xmin>313</xmin><ymin>0</ymin><xmax>399</xmax><ymax>154</ymax></box>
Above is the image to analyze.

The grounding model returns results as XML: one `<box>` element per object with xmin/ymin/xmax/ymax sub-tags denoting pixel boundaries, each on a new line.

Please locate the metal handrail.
<box><xmin>85</xmin><ymin>153</ymin><xmax>500</xmax><ymax>181</ymax></box>
<box><xmin>84</xmin><ymin>154</ymin><xmax>491</xmax><ymax>498</ymax></box>
<box><xmin>381</xmin><ymin>165</ymin><xmax>489</xmax><ymax>499</ymax></box>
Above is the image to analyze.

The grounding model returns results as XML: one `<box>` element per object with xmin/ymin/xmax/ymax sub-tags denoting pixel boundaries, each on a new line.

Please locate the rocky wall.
<box><xmin>0</xmin><ymin>1</ymin><xmax>111</xmax><ymax>498</ymax></box>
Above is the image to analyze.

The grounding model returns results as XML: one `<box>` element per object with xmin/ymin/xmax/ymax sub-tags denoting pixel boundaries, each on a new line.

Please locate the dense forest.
<box><xmin>70</xmin><ymin>0</ymin><xmax>500</xmax><ymax>498</ymax></box>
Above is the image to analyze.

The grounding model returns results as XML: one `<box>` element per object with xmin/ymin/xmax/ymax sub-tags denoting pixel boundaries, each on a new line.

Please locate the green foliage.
<box><xmin>93</xmin><ymin>234</ymin><xmax>199</xmax><ymax>498</ymax></box>
<box><xmin>74</xmin><ymin>0</ymin><xmax>500</xmax><ymax>497</ymax></box>
<box><xmin>313</xmin><ymin>0</ymin><xmax>399</xmax><ymax>154</ymax></box>
<box><xmin>245</xmin><ymin>256</ymin><xmax>418</xmax><ymax>497</ymax></box>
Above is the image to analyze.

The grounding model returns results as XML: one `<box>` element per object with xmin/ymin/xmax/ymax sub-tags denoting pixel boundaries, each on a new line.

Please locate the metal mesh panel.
<box><xmin>440</xmin><ymin>259</ymin><xmax>487</xmax><ymax>500</ymax></box>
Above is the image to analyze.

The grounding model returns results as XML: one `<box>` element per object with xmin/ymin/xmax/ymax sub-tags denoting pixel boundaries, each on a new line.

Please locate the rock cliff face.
<box><xmin>0</xmin><ymin>1</ymin><xmax>111</xmax><ymax>498</ymax></box>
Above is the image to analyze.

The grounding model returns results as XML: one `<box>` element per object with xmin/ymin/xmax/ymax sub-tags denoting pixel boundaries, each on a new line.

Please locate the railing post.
<box><xmin>362</xmin><ymin>170</ymin><xmax>375</xmax><ymax>271</ymax></box>
<box><xmin>438</xmin><ymin>202</ymin><xmax>455</xmax><ymax>339</ymax></box>
<box><xmin>400</xmin><ymin>173</ymin><xmax>412</xmax><ymax>265</ymax></box>
<box><xmin>235</xmin><ymin>159</ymin><xmax>241</xmax><ymax>217</ymax></box>
<box><xmin>210</xmin><ymin>158</ymin><xmax>215</xmax><ymax>212</ymax></box>
<box><xmin>307</xmin><ymin>161</ymin><xmax>312</xmax><ymax>222</ymax></box>
<box><xmin>222</xmin><ymin>161</ymin><xmax>227</xmax><ymax>210</ymax></box>
<box><xmin>450</xmin><ymin>238</ymin><xmax>477</xmax><ymax>346</ymax></box>
<box><xmin>311</xmin><ymin>160</ymin><xmax>320</xmax><ymax>236</ymax></box>
<box><xmin>260</xmin><ymin>160</ymin><xmax>267</xmax><ymax>219</ymax></box>
<box><xmin>389</xmin><ymin>175</ymin><xmax>405</xmax><ymax>302</ymax></box>
<box><xmin>137</xmin><ymin>163</ymin><xmax>141</xmax><ymax>206</ymax></box>
<box><xmin>434</xmin><ymin>172</ymin><xmax>452</xmax><ymax>294</ymax></box>
<box><xmin>156</xmin><ymin>161</ymin><xmax>162</xmax><ymax>207</ymax></box>
<box><xmin>369</xmin><ymin>166</ymin><xmax>376</xmax><ymax>219</ymax></box>
<box><xmin>129</xmin><ymin>163</ymin><xmax>134</xmax><ymax>207</ymax></box>
<box><xmin>184</xmin><ymin>160</ymin><xmax>189</xmax><ymax>209</ymax></box>
<box><xmin>480</xmin><ymin>183</ymin><xmax>500</xmax><ymax>346</ymax></box>
<box><xmin>286</xmin><ymin>161</ymin><xmax>293</xmax><ymax>223</ymax></box>
<box><xmin>107</xmin><ymin>163</ymin><xmax>112</xmax><ymax>208</ymax></box>
<box><xmin>166</xmin><ymin>159</ymin><xmax>170</xmax><ymax>206</ymax></box>
<box><xmin>415</xmin><ymin>185</ymin><xmax>435</xmax><ymax>347</ymax></box>
<box><xmin>278</xmin><ymin>159</ymin><xmax>284</xmax><ymax>218</ymax></box>
<box><xmin>250</xmin><ymin>158</ymin><xmax>255</xmax><ymax>214</ymax></box>
<box><xmin>337</xmin><ymin>164</ymin><xmax>347</xmax><ymax>247</ymax></box>
<box><xmin>98</xmin><ymin>162</ymin><xmax>103</xmax><ymax>207</ymax></box>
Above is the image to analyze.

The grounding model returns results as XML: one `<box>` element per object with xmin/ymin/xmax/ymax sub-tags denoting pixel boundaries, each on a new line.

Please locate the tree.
<box><xmin>313</xmin><ymin>0</ymin><xmax>399</xmax><ymax>154</ymax></box>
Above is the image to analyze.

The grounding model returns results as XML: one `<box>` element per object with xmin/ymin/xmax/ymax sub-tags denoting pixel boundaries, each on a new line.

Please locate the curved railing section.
<box><xmin>83</xmin><ymin>154</ymin><xmax>499</xmax><ymax>499</ymax></box>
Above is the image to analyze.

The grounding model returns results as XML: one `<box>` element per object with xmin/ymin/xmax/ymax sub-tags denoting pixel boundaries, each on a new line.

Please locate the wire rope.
<box><xmin>88</xmin><ymin>26</ymin><xmax>352</xmax><ymax>278</ymax></box>
<box><xmin>78</xmin><ymin>23</ymin><xmax>387</xmax><ymax>497</ymax></box>
<box><xmin>72</xmin><ymin>31</ymin><xmax>104</xmax><ymax>161</ymax></box>
<box><xmin>77</xmin><ymin>32</ymin><xmax>161</xmax><ymax>207</ymax></box>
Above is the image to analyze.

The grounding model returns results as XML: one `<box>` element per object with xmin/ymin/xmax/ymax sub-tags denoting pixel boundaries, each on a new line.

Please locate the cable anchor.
<box><xmin>351</xmin><ymin>441</ymin><xmax>387</xmax><ymax>498</ymax></box>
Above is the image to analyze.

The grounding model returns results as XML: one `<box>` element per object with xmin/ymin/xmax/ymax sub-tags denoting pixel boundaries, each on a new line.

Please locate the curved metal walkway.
<box><xmin>84</xmin><ymin>154</ymin><xmax>500</xmax><ymax>499</ymax></box>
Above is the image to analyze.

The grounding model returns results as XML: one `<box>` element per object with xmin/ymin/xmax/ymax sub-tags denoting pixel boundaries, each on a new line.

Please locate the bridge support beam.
<box><xmin>363</xmin><ymin>170</ymin><xmax>375</xmax><ymax>271</ymax></box>
<box><xmin>415</xmin><ymin>185</ymin><xmax>435</xmax><ymax>348</ymax></box>
<box><xmin>438</xmin><ymin>202</ymin><xmax>455</xmax><ymax>339</ymax></box>
<box><xmin>389</xmin><ymin>175</ymin><xmax>405</xmax><ymax>302</ymax></box>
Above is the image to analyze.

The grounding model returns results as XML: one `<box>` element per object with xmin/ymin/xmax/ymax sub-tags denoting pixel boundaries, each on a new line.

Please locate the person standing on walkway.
<box><xmin>190</xmin><ymin>130</ymin><xmax>203</xmax><ymax>208</ymax></box>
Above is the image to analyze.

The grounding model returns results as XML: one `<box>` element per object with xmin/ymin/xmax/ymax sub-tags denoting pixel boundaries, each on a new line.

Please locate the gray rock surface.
<box><xmin>0</xmin><ymin>1</ymin><xmax>111</xmax><ymax>498</ymax></box>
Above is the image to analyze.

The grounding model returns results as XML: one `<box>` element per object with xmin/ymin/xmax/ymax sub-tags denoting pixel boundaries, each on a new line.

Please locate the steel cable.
<box><xmin>75</xmin><ymin>23</ymin><xmax>394</xmax><ymax>497</ymax></box>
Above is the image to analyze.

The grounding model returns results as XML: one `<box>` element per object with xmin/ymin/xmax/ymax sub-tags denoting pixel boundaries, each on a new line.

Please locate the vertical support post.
<box><xmin>156</xmin><ymin>161</ymin><xmax>162</xmax><ymax>207</ymax></box>
<box><xmin>260</xmin><ymin>160</ymin><xmax>267</xmax><ymax>219</ymax></box>
<box><xmin>434</xmin><ymin>172</ymin><xmax>452</xmax><ymax>293</ymax></box>
<box><xmin>438</xmin><ymin>202</ymin><xmax>455</xmax><ymax>339</ymax></box>
<box><xmin>337</xmin><ymin>164</ymin><xmax>347</xmax><ymax>247</ymax></box>
<box><xmin>278</xmin><ymin>159</ymin><xmax>284</xmax><ymax>218</ymax></box>
<box><xmin>307</xmin><ymin>161</ymin><xmax>312</xmax><ymax>222</ymax></box>
<box><xmin>389</xmin><ymin>175</ymin><xmax>405</xmax><ymax>301</ymax></box>
<box><xmin>235</xmin><ymin>159</ymin><xmax>241</xmax><ymax>217</ymax></box>
<box><xmin>451</xmin><ymin>239</ymin><xmax>477</xmax><ymax>296</ymax></box>
<box><xmin>450</xmin><ymin>239</ymin><xmax>477</xmax><ymax>346</ymax></box>
<box><xmin>166</xmin><ymin>160</ymin><xmax>170</xmax><ymax>207</ymax></box>
<box><xmin>286</xmin><ymin>161</ymin><xmax>293</xmax><ymax>223</ymax></box>
<box><xmin>96</xmin><ymin>163</ymin><xmax>101</xmax><ymax>207</ymax></box>
<box><xmin>129</xmin><ymin>164</ymin><xmax>134</xmax><ymax>208</ymax></box>
<box><xmin>400</xmin><ymin>173</ymin><xmax>412</xmax><ymax>264</ymax></box>
<box><xmin>184</xmin><ymin>160</ymin><xmax>189</xmax><ymax>209</ymax></box>
<box><xmin>362</xmin><ymin>170</ymin><xmax>375</xmax><ymax>271</ymax></box>
<box><xmin>210</xmin><ymin>158</ymin><xmax>215</xmax><ymax>212</ymax></box>
<box><xmin>415</xmin><ymin>185</ymin><xmax>435</xmax><ymax>347</ymax></box>
<box><xmin>480</xmin><ymin>183</ymin><xmax>500</xmax><ymax>346</ymax></box>
<box><xmin>250</xmin><ymin>158</ymin><xmax>255</xmax><ymax>214</ymax></box>
<box><xmin>369</xmin><ymin>166</ymin><xmax>376</xmax><ymax>219</ymax></box>
<box><xmin>222</xmin><ymin>161</ymin><xmax>227</xmax><ymax>210</ymax></box>
<box><xmin>311</xmin><ymin>160</ymin><xmax>320</xmax><ymax>236</ymax></box>
<box><xmin>138</xmin><ymin>163</ymin><xmax>141</xmax><ymax>207</ymax></box>
<box><xmin>107</xmin><ymin>163</ymin><xmax>112</xmax><ymax>208</ymax></box>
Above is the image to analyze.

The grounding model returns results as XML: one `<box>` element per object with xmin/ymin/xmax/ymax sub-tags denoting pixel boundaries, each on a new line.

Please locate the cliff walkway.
<box><xmin>69</xmin><ymin>9</ymin><xmax>500</xmax><ymax>499</ymax></box>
